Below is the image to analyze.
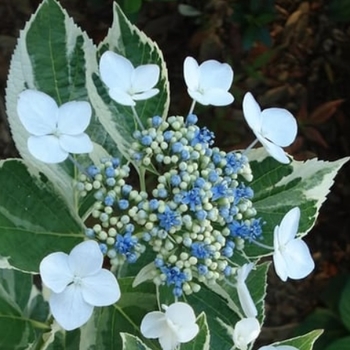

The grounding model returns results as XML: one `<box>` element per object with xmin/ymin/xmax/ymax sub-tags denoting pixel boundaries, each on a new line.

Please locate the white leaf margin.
<box><xmin>249</xmin><ymin>148</ymin><xmax>349</xmax><ymax>236</ymax></box>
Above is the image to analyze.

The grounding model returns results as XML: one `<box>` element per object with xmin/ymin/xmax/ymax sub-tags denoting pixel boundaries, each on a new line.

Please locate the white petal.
<box><xmin>59</xmin><ymin>134</ymin><xmax>93</xmax><ymax>154</ymax></box>
<box><xmin>17</xmin><ymin>90</ymin><xmax>58</xmax><ymax>136</ymax></box>
<box><xmin>99</xmin><ymin>51</ymin><xmax>133</xmax><ymax>91</ymax></box>
<box><xmin>277</xmin><ymin>207</ymin><xmax>300</xmax><ymax>246</ymax></box>
<box><xmin>184</xmin><ymin>57</ymin><xmax>200</xmax><ymax>91</ymax></box>
<box><xmin>258</xmin><ymin>135</ymin><xmax>290</xmax><ymax>164</ymax></box>
<box><xmin>159</xmin><ymin>328</ymin><xmax>180</xmax><ymax>350</ymax></box>
<box><xmin>82</xmin><ymin>269</ymin><xmax>120</xmax><ymax>306</ymax></box>
<box><xmin>68</xmin><ymin>241</ymin><xmax>103</xmax><ymax>277</ymax></box>
<box><xmin>236</xmin><ymin>263</ymin><xmax>254</xmax><ymax>283</ymax></box>
<box><xmin>237</xmin><ymin>282</ymin><xmax>257</xmax><ymax>317</ymax></box>
<box><xmin>166</xmin><ymin>302</ymin><xmax>197</xmax><ymax>326</ymax></box>
<box><xmin>40</xmin><ymin>252</ymin><xmax>73</xmax><ymax>293</ymax></box>
<box><xmin>283</xmin><ymin>239</ymin><xmax>315</xmax><ymax>279</ymax></box>
<box><xmin>243</xmin><ymin>92</ymin><xmax>262</xmax><ymax>133</ymax></box>
<box><xmin>140</xmin><ymin>311</ymin><xmax>167</xmax><ymax>338</ymax></box>
<box><xmin>273</xmin><ymin>248</ymin><xmax>289</xmax><ymax>282</ymax></box>
<box><xmin>233</xmin><ymin>317</ymin><xmax>260</xmax><ymax>350</ymax></box>
<box><xmin>28</xmin><ymin>135</ymin><xmax>68</xmax><ymax>163</ymax></box>
<box><xmin>204</xmin><ymin>88</ymin><xmax>234</xmax><ymax>106</ymax></box>
<box><xmin>109</xmin><ymin>88</ymin><xmax>135</xmax><ymax>106</ymax></box>
<box><xmin>132</xmin><ymin>89</ymin><xmax>159</xmax><ymax>101</ymax></box>
<box><xmin>132</xmin><ymin>64</ymin><xmax>160</xmax><ymax>93</ymax></box>
<box><xmin>177</xmin><ymin>323</ymin><xmax>199</xmax><ymax>343</ymax></box>
<box><xmin>49</xmin><ymin>284</ymin><xmax>93</xmax><ymax>331</ymax></box>
<box><xmin>259</xmin><ymin>345</ymin><xmax>299</xmax><ymax>350</ymax></box>
<box><xmin>261</xmin><ymin>108</ymin><xmax>297</xmax><ymax>147</ymax></box>
<box><xmin>57</xmin><ymin>101</ymin><xmax>92</xmax><ymax>135</ymax></box>
<box><xmin>199</xmin><ymin>60</ymin><xmax>233</xmax><ymax>91</ymax></box>
<box><xmin>187</xmin><ymin>89</ymin><xmax>210</xmax><ymax>105</ymax></box>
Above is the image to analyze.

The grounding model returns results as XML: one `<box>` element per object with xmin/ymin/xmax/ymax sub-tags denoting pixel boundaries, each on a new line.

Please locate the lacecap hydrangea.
<box><xmin>76</xmin><ymin>113</ymin><xmax>263</xmax><ymax>297</ymax></box>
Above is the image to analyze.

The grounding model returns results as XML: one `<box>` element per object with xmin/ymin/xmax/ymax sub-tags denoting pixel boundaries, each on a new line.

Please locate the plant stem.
<box><xmin>188</xmin><ymin>99</ymin><xmax>196</xmax><ymax>115</ymax></box>
<box><xmin>131</xmin><ymin>105</ymin><xmax>144</xmax><ymax>130</ymax></box>
<box><xmin>251</xmin><ymin>239</ymin><xmax>274</xmax><ymax>250</ymax></box>
<box><xmin>243</xmin><ymin>138</ymin><xmax>259</xmax><ymax>156</ymax></box>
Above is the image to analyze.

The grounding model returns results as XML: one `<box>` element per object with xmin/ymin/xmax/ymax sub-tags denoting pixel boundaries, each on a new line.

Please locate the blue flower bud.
<box><xmin>141</xmin><ymin>135</ymin><xmax>153</xmax><ymax>146</ymax></box>
<box><xmin>152</xmin><ymin>115</ymin><xmax>163</xmax><ymax>127</ymax></box>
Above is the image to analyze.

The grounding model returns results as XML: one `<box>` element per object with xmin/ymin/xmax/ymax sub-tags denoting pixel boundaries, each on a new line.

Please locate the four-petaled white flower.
<box><xmin>17</xmin><ymin>89</ymin><xmax>93</xmax><ymax>164</ymax></box>
<box><xmin>232</xmin><ymin>317</ymin><xmax>261</xmax><ymax>350</ymax></box>
<box><xmin>273</xmin><ymin>207</ymin><xmax>315</xmax><ymax>282</ymax></box>
<box><xmin>242</xmin><ymin>92</ymin><xmax>297</xmax><ymax>164</ymax></box>
<box><xmin>140</xmin><ymin>302</ymin><xmax>199</xmax><ymax>350</ymax></box>
<box><xmin>184</xmin><ymin>56</ymin><xmax>234</xmax><ymax>106</ymax></box>
<box><xmin>236</xmin><ymin>263</ymin><xmax>257</xmax><ymax>318</ymax></box>
<box><xmin>99</xmin><ymin>51</ymin><xmax>160</xmax><ymax>106</ymax></box>
<box><xmin>258</xmin><ymin>346</ymin><xmax>299</xmax><ymax>350</ymax></box>
<box><xmin>40</xmin><ymin>240</ymin><xmax>121</xmax><ymax>331</ymax></box>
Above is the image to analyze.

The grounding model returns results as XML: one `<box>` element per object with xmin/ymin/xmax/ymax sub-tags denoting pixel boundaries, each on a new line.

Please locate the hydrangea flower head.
<box><xmin>184</xmin><ymin>56</ymin><xmax>234</xmax><ymax>106</ymax></box>
<box><xmin>273</xmin><ymin>207</ymin><xmax>315</xmax><ymax>281</ymax></box>
<box><xmin>140</xmin><ymin>302</ymin><xmax>199</xmax><ymax>350</ymax></box>
<box><xmin>39</xmin><ymin>240</ymin><xmax>120</xmax><ymax>330</ymax></box>
<box><xmin>17</xmin><ymin>90</ymin><xmax>93</xmax><ymax>163</ymax></box>
<box><xmin>99</xmin><ymin>51</ymin><xmax>160</xmax><ymax>106</ymax></box>
<box><xmin>242</xmin><ymin>92</ymin><xmax>297</xmax><ymax>164</ymax></box>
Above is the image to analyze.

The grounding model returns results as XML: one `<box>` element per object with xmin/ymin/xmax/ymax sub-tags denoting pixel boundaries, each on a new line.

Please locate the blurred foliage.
<box><xmin>328</xmin><ymin>0</ymin><xmax>350</xmax><ymax>23</ymax></box>
<box><xmin>294</xmin><ymin>275</ymin><xmax>350</xmax><ymax>350</ymax></box>
<box><xmin>231</xmin><ymin>0</ymin><xmax>275</xmax><ymax>50</ymax></box>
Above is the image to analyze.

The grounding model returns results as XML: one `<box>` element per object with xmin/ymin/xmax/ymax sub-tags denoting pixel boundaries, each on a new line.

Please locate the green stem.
<box><xmin>243</xmin><ymin>138</ymin><xmax>259</xmax><ymax>156</ymax></box>
<box><xmin>188</xmin><ymin>99</ymin><xmax>196</xmax><ymax>115</ymax></box>
<box><xmin>131</xmin><ymin>105</ymin><xmax>144</xmax><ymax>130</ymax></box>
<box><xmin>251</xmin><ymin>239</ymin><xmax>274</xmax><ymax>250</ymax></box>
<box><xmin>138</xmin><ymin>166</ymin><xmax>146</xmax><ymax>193</ymax></box>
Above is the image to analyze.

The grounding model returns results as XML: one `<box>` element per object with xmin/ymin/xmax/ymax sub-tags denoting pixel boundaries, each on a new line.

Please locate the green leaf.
<box><xmin>181</xmin><ymin>312</ymin><xmax>210</xmax><ymax>350</ymax></box>
<box><xmin>0</xmin><ymin>269</ymin><xmax>32</xmax><ymax>311</ymax></box>
<box><xmin>0</xmin><ymin>159</ymin><xmax>83</xmax><ymax>272</ymax></box>
<box><xmin>0</xmin><ymin>269</ymin><xmax>40</xmax><ymax>349</ymax></box>
<box><xmin>91</xmin><ymin>2</ymin><xmax>170</xmax><ymax>159</ymax></box>
<box><xmin>246</xmin><ymin>148</ymin><xmax>349</xmax><ymax>257</ymax></box>
<box><xmin>5</xmin><ymin>0</ymin><xmax>118</xmax><ymax>210</ymax></box>
<box><xmin>274</xmin><ymin>330</ymin><xmax>323</xmax><ymax>350</ymax></box>
<box><xmin>0</xmin><ymin>293</ymin><xmax>35</xmax><ymax>350</ymax></box>
<box><xmin>186</xmin><ymin>285</ymin><xmax>238</xmax><ymax>349</ymax></box>
<box><xmin>121</xmin><ymin>333</ymin><xmax>152</xmax><ymax>350</ymax></box>
<box><xmin>339</xmin><ymin>278</ymin><xmax>350</xmax><ymax>331</ymax></box>
<box><xmin>294</xmin><ymin>308</ymin><xmax>347</xmax><ymax>350</ymax></box>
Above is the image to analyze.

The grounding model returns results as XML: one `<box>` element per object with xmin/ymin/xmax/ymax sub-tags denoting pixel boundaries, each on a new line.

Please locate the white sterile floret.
<box><xmin>242</xmin><ymin>92</ymin><xmax>297</xmax><ymax>164</ymax></box>
<box><xmin>140</xmin><ymin>302</ymin><xmax>199</xmax><ymax>350</ymax></box>
<box><xmin>99</xmin><ymin>51</ymin><xmax>160</xmax><ymax>106</ymax></box>
<box><xmin>232</xmin><ymin>317</ymin><xmax>260</xmax><ymax>350</ymax></box>
<box><xmin>273</xmin><ymin>207</ymin><xmax>315</xmax><ymax>282</ymax></box>
<box><xmin>40</xmin><ymin>240</ymin><xmax>121</xmax><ymax>331</ymax></box>
<box><xmin>17</xmin><ymin>89</ymin><xmax>93</xmax><ymax>163</ymax></box>
<box><xmin>236</xmin><ymin>263</ymin><xmax>258</xmax><ymax>317</ymax></box>
<box><xmin>258</xmin><ymin>346</ymin><xmax>299</xmax><ymax>350</ymax></box>
<box><xmin>184</xmin><ymin>56</ymin><xmax>234</xmax><ymax>106</ymax></box>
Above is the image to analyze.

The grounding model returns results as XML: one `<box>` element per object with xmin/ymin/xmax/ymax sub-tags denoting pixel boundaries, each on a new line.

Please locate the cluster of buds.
<box><xmin>77</xmin><ymin>114</ymin><xmax>263</xmax><ymax>296</ymax></box>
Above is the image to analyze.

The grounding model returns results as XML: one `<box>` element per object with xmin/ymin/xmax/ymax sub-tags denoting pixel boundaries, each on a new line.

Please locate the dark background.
<box><xmin>1</xmin><ymin>0</ymin><xmax>350</xmax><ymax>346</ymax></box>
